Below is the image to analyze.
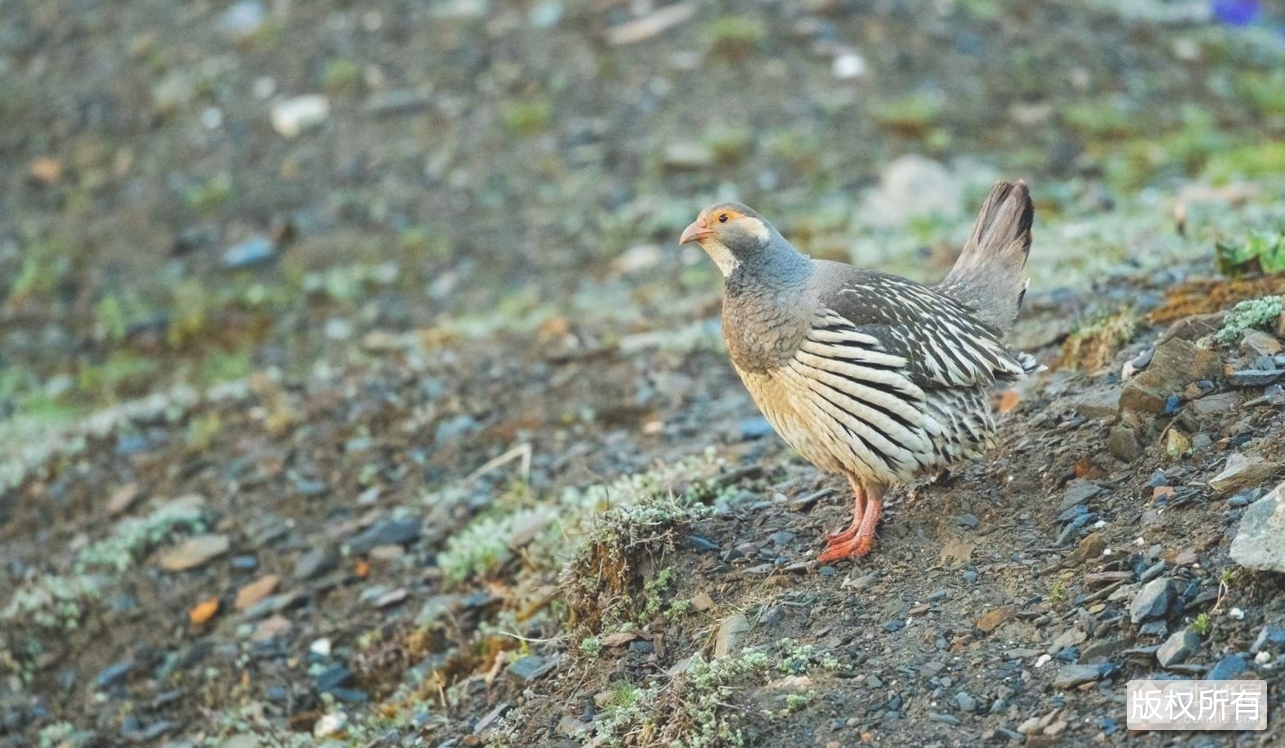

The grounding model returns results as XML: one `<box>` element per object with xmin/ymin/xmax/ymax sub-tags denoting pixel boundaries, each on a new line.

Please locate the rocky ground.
<box><xmin>3</xmin><ymin>1</ymin><xmax>1285</xmax><ymax>747</ymax></box>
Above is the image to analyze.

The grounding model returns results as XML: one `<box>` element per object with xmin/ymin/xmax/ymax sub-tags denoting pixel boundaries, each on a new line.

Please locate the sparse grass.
<box><xmin>183</xmin><ymin>172</ymin><xmax>233</xmax><ymax>213</ymax></box>
<box><xmin>168</xmin><ymin>280</ymin><xmax>214</xmax><ymax>349</ymax></box>
<box><xmin>1049</xmin><ymin>578</ymin><xmax>1068</xmax><ymax>605</ymax></box>
<box><xmin>501</xmin><ymin>99</ymin><xmax>553</xmax><ymax>136</ymax></box>
<box><xmin>1063</xmin><ymin>98</ymin><xmax>1142</xmax><ymax>139</ymax></box>
<box><xmin>6</xmin><ymin>238</ymin><xmax>73</xmax><ymax>309</ymax></box>
<box><xmin>94</xmin><ymin>294</ymin><xmax>129</xmax><ymax>343</ymax></box>
<box><xmin>1</xmin><ymin>574</ymin><xmax>101</xmax><ymax>631</ymax></box>
<box><xmin>566</xmin><ymin>639</ymin><xmax>833</xmax><ymax>748</ymax></box>
<box><xmin>76</xmin><ymin>495</ymin><xmax>206</xmax><ymax>573</ymax></box>
<box><xmin>1057</xmin><ymin>307</ymin><xmax>1138</xmax><ymax>372</ymax></box>
<box><xmin>704</xmin><ymin>126</ymin><xmax>753</xmax><ymax>164</ymax></box>
<box><xmin>76</xmin><ymin>351</ymin><xmax>160</xmax><ymax>402</ymax></box>
<box><xmin>1233</xmin><ymin>70</ymin><xmax>1285</xmax><ymax>118</ymax></box>
<box><xmin>706</xmin><ymin>16</ymin><xmax>767</xmax><ymax>61</ymax></box>
<box><xmin>322</xmin><ymin>57</ymin><xmax>363</xmax><ymax>95</ymax></box>
<box><xmin>1215</xmin><ymin>295</ymin><xmax>1282</xmax><ymax>345</ymax></box>
<box><xmin>1205</xmin><ymin>140</ymin><xmax>1285</xmax><ymax>182</ymax></box>
<box><xmin>763</xmin><ymin>129</ymin><xmax>820</xmax><ymax>172</ymax></box>
<box><xmin>1192</xmin><ymin>611</ymin><xmax>1211</xmax><ymax>636</ymax></box>
<box><xmin>872</xmin><ymin>91</ymin><xmax>946</xmax><ymax>136</ymax></box>
<box><xmin>185</xmin><ymin>411</ymin><xmax>222</xmax><ymax>453</ymax></box>
<box><xmin>399</xmin><ymin>226</ymin><xmax>451</xmax><ymax>260</ymax></box>
<box><xmin>437</xmin><ymin>509</ymin><xmax>537</xmax><ymax>583</ymax></box>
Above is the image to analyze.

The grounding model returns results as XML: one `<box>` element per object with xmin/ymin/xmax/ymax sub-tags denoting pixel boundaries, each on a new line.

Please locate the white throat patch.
<box><xmin>702</xmin><ymin>239</ymin><xmax>740</xmax><ymax>276</ymax></box>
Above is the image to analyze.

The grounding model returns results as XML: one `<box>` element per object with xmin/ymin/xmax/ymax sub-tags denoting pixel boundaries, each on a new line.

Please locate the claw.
<box><xmin>816</xmin><ymin>497</ymin><xmax>882</xmax><ymax>564</ymax></box>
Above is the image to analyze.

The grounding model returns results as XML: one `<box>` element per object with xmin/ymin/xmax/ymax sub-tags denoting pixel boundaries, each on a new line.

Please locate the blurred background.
<box><xmin>1</xmin><ymin>0</ymin><xmax>1284</xmax><ymax>437</ymax></box>
<box><xmin>5</xmin><ymin>2</ymin><xmax>1285</xmax><ymax>743</ymax></box>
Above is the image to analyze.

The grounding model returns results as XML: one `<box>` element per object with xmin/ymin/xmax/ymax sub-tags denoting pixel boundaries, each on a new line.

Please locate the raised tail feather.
<box><xmin>935</xmin><ymin>180</ymin><xmax>1033</xmax><ymax>333</ymax></box>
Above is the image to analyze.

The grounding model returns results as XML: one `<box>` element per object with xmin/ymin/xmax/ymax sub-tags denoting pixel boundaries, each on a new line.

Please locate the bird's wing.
<box><xmin>809</xmin><ymin>271</ymin><xmax>1030</xmax><ymax>391</ymax></box>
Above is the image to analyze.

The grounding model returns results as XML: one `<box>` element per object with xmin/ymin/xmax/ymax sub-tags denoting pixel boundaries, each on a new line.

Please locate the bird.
<box><xmin>678</xmin><ymin>180</ymin><xmax>1041</xmax><ymax>563</ymax></box>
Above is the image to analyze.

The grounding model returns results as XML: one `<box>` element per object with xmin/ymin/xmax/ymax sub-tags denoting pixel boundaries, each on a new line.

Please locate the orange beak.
<box><xmin>679</xmin><ymin>217</ymin><xmax>713</xmax><ymax>245</ymax></box>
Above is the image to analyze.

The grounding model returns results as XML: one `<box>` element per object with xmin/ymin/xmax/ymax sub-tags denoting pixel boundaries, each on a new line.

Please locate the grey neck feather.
<box><xmin>721</xmin><ymin>236</ymin><xmax>814</xmax><ymax>372</ymax></box>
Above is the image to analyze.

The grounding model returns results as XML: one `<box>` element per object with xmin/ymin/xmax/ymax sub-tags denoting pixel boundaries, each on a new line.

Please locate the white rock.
<box><xmin>310</xmin><ymin>638</ymin><xmax>332</xmax><ymax>658</ymax></box>
<box><xmin>252</xmin><ymin>77</ymin><xmax>277</xmax><ymax>100</ymax></box>
<box><xmin>859</xmin><ymin>154</ymin><xmax>963</xmax><ymax>229</ymax></box>
<box><xmin>313</xmin><ymin>711</ymin><xmax>348</xmax><ymax>738</ymax></box>
<box><xmin>832</xmin><ymin>51</ymin><xmax>867</xmax><ymax>80</ymax></box>
<box><xmin>271</xmin><ymin>95</ymin><xmax>330</xmax><ymax>138</ymax></box>
<box><xmin>1230</xmin><ymin>481</ymin><xmax>1285</xmax><ymax>574</ymax></box>
<box><xmin>201</xmin><ymin>107</ymin><xmax>224</xmax><ymax>130</ymax></box>
<box><xmin>323</xmin><ymin>318</ymin><xmax>353</xmax><ymax>341</ymax></box>
<box><xmin>219</xmin><ymin>1</ymin><xmax>266</xmax><ymax>40</ymax></box>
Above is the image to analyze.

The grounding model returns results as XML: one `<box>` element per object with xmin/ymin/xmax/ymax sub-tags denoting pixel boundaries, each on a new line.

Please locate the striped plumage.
<box><xmin>679</xmin><ymin>180</ymin><xmax>1039</xmax><ymax>563</ymax></box>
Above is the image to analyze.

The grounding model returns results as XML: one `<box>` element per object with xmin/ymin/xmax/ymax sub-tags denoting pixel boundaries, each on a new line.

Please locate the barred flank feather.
<box><xmin>736</xmin><ymin>299</ymin><xmax>1035</xmax><ymax>486</ymax></box>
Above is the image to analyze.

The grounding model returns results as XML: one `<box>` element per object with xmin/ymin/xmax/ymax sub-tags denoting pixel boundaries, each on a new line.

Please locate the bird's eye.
<box><xmin>718</xmin><ymin>213</ymin><xmax>729</xmax><ymax>223</ymax></box>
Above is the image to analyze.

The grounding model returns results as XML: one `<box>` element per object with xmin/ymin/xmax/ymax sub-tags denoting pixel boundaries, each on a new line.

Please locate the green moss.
<box><xmin>501</xmin><ymin>99</ymin><xmax>553</xmax><ymax>136</ymax></box>
<box><xmin>167</xmin><ymin>280</ymin><xmax>213</xmax><ymax>348</ymax></box>
<box><xmin>198</xmin><ymin>350</ymin><xmax>252</xmax><ymax>386</ymax></box>
<box><xmin>1233</xmin><ymin>70</ymin><xmax>1285</xmax><ymax>118</ymax></box>
<box><xmin>1205</xmin><ymin>140</ymin><xmax>1285</xmax><ymax>182</ymax></box>
<box><xmin>185</xmin><ymin>411</ymin><xmax>222</xmax><ymax>453</ymax></box>
<box><xmin>706</xmin><ymin>16</ymin><xmax>767</xmax><ymax>60</ymax></box>
<box><xmin>399</xmin><ymin>226</ymin><xmax>451</xmax><ymax>260</ymax></box>
<box><xmin>76</xmin><ymin>495</ymin><xmax>206</xmax><ymax>572</ymax></box>
<box><xmin>76</xmin><ymin>351</ymin><xmax>159</xmax><ymax>402</ymax></box>
<box><xmin>322</xmin><ymin>57</ymin><xmax>363</xmax><ymax>95</ymax></box>
<box><xmin>436</xmin><ymin>509</ymin><xmax>540</xmax><ymax>583</ymax></box>
<box><xmin>872</xmin><ymin>91</ymin><xmax>945</xmax><ymax>135</ymax></box>
<box><xmin>7</xmin><ymin>239</ymin><xmax>73</xmax><ymax>307</ymax></box>
<box><xmin>580</xmin><ymin>639</ymin><xmax>834</xmax><ymax>748</ymax></box>
<box><xmin>1216</xmin><ymin>296</ymin><xmax>1283</xmax><ymax>344</ymax></box>
<box><xmin>1063</xmin><ymin>98</ymin><xmax>1142</xmax><ymax>139</ymax></box>
<box><xmin>183</xmin><ymin>172</ymin><xmax>233</xmax><ymax>213</ymax></box>
<box><xmin>704</xmin><ymin>126</ymin><xmax>753</xmax><ymax>164</ymax></box>
<box><xmin>94</xmin><ymin>295</ymin><xmax>129</xmax><ymax>342</ymax></box>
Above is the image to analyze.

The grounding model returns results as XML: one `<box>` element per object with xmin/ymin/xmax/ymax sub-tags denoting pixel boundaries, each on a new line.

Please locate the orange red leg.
<box><xmin>818</xmin><ymin>478</ymin><xmax>883</xmax><ymax>563</ymax></box>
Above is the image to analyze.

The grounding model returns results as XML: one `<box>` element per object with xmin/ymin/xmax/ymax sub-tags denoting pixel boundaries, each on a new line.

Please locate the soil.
<box><xmin>2</xmin><ymin>2</ymin><xmax>1285</xmax><ymax>747</ymax></box>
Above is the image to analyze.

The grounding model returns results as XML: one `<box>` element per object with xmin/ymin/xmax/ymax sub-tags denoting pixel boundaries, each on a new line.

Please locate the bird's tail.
<box><xmin>936</xmin><ymin>180</ymin><xmax>1033</xmax><ymax>333</ymax></box>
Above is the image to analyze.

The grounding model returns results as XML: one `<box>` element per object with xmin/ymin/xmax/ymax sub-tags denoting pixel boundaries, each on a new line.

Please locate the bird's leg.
<box><xmin>818</xmin><ymin>482</ymin><xmax>883</xmax><ymax>563</ymax></box>
<box><xmin>822</xmin><ymin>475</ymin><xmax>866</xmax><ymax>547</ymax></box>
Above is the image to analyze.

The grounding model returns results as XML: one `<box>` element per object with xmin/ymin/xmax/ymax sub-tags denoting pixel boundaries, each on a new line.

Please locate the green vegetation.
<box><xmin>1192</xmin><ymin>612</ymin><xmax>1211</xmax><ymax>636</ymax></box>
<box><xmin>1063</xmin><ymin>98</ymin><xmax>1142</xmax><ymax>139</ymax></box>
<box><xmin>1216</xmin><ymin>231</ymin><xmax>1285</xmax><ymax>278</ymax></box>
<box><xmin>706</xmin><ymin>17</ymin><xmax>767</xmax><ymax>61</ymax></box>
<box><xmin>502</xmin><ymin>99</ymin><xmax>553</xmax><ymax>136</ymax></box>
<box><xmin>565</xmin><ymin>639</ymin><xmax>834</xmax><ymax>748</ymax></box>
<box><xmin>705</xmin><ymin>126</ymin><xmax>753</xmax><ymax>164</ymax></box>
<box><xmin>872</xmin><ymin>91</ymin><xmax>946</xmax><ymax>136</ymax></box>
<box><xmin>6</xmin><ymin>238</ymin><xmax>72</xmax><ymax>309</ymax></box>
<box><xmin>1215</xmin><ymin>295</ymin><xmax>1283</xmax><ymax>345</ymax></box>
<box><xmin>183</xmin><ymin>172</ymin><xmax>233</xmax><ymax>213</ymax></box>
<box><xmin>322</xmin><ymin>57</ymin><xmax>363</xmax><ymax>95</ymax></box>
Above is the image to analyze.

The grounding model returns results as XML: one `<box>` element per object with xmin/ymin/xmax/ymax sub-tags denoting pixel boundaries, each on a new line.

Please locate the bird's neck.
<box><xmin>721</xmin><ymin>248</ymin><xmax>813</xmax><ymax>372</ymax></box>
<box><xmin>724</xmin><ymin>244</ymin><xmax>811</xmax><ymax>298</ymax></box>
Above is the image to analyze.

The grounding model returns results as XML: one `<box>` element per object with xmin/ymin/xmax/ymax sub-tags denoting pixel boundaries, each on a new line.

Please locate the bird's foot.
<box><xmin>825</xmin><ymin>524</ymin><xmax>859</xmax><ymax>545</ymax></box>
<box><xmin>817</xmin><ymin>497</ymin><xmax>882</xmax><ymax>564</ymax></box>
<box><xmin>817</xmin><ymin>533</ymin><xmax>876</xmax><ymax>563</ymax></box>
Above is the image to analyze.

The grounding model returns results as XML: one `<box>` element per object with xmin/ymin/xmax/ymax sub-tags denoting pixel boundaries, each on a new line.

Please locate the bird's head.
<box><xmin>679</xmin><ymin>201</ymin><xmax>776</xmax><ymax>276</ymax></box>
